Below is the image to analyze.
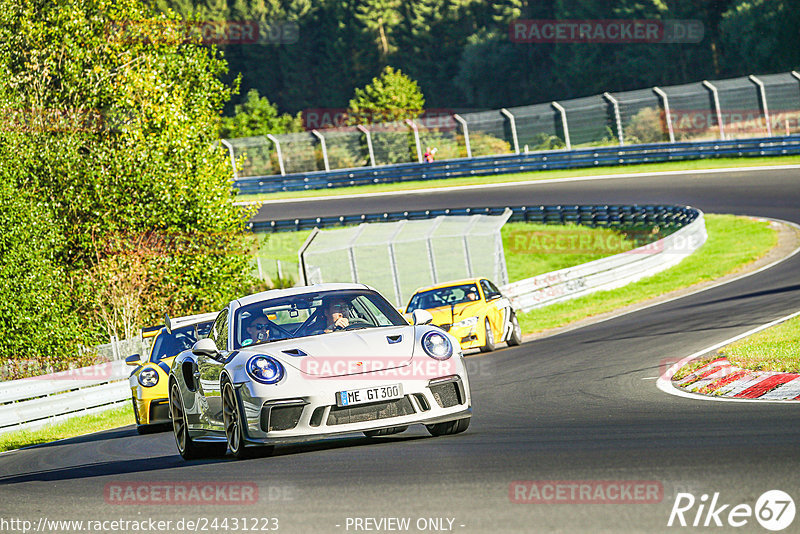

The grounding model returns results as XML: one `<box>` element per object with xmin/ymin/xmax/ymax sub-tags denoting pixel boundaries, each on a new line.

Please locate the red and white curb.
<box><xmin>658</xmin><ymin>309</ymin><xmax>800</xmax><ymax>403</ymax></box>
<box><xmin>672</xmin><ymin>357</ymin><xmax>800</xmax><ymax>400</ymax></box>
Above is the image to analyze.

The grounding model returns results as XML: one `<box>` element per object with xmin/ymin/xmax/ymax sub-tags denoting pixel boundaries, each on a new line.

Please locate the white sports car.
<box><xmin>168</xmin><ymin>283</ymin><xmax>472</xmax><ymax>459</ymax></box>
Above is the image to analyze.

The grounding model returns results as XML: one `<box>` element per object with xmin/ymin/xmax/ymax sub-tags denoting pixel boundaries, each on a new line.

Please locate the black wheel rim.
<box><xmin>170</xmin><ymin>384</ymin><xmax>186</xmax><ymax>452</ymax></box>
<box><xmin>223</xmin><ymin>385</ymin><xmax>240</xmax><ymax>453</ymax></box>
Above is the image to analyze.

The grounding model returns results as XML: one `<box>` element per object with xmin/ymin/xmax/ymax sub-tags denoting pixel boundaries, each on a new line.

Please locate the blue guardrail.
<box><xmin>251</xmin><ymin>204</ymin><xmax>698</xmax><ymax>233</ymax></box>
<box><xmin>235</xmin><ymin>135</ymin><xmax>800</xmax><ymax>195</ymax></box>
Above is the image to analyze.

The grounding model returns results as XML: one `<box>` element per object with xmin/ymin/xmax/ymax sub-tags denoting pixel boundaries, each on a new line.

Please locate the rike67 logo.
<box><xmin>668</xmin><ymin>490</ymin><xmax>795</xmax><ymax>531</ymax></box>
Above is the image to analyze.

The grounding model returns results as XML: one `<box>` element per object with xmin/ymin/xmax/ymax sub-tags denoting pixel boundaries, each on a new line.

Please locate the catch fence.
<box><xmin>299</xmin><ymin>211</ymin><xmax>512</xmax><ymax>308</ymax></box>
<box><xmin>224</xmin><ymin>71</ymin><xmax>800</xmax><ymax>179</ymax></box>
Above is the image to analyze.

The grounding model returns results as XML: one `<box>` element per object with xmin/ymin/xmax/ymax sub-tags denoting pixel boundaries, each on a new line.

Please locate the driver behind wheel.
<box><xmin>243</xmin><ymin>313</ymin><xmax>277</xmax><ymax>346</ymax></box>
<box><xmin>323</xmin><ymin>298</ymin><xmax>351</xmax><ymax>333</ymax></box>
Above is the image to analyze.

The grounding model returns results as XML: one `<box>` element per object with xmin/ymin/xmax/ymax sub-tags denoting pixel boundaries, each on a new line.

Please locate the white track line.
<box><xmin>235</xmin><ymin>163</ymin><xmax>800</xmax><ymax>206</ymax></box>
<box><xmin>657</xmin><ymin>309</ymin><xmax>800</xmax><ymax>403</ymax></box>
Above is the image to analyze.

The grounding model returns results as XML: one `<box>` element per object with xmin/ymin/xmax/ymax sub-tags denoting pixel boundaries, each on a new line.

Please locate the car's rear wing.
<box><xmin>164</xmin><ymin>311</ymin><xmax>219</xmax><ymax>334</ymax></box>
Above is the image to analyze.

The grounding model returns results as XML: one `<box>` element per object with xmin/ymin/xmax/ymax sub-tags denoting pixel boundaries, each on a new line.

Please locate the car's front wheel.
<box><xmin>479</xmin><ymin>319</ymin><xmax>496</xmax><ymax>352</ymax></box>
<box><xmin>169</xmin><ymin>381</ymin><xmax>225</xmax><ymax>460</ymax></box>
<box><xmin>222</xmin><ymin>382</ymin><xmax>274</xmax><ymax>460</ymax></box>
<box><xmin>426</xmin><ymin>417</ymin><xmax>470</xmax><ymax>436</ymax></box>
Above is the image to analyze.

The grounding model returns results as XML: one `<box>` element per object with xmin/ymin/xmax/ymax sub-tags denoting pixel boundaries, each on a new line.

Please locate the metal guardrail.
<box><xmin>0</xmin><ymin>360</ymin><xmax>131</xmax><ymax>434</ymax></box>
<box><xmin>500</xmin><ymin>208</ymin><xmax>707</xmax><ymax>312</ymax></box>
<box><xmin>235</xmin><ymin>135</ymin><xmax>800</xmax><ymax>195</ymax></box>
<box><xmin>252</xmin><ymin>203</ymin><xmax>698</xmax><ymax>233</ymax></box>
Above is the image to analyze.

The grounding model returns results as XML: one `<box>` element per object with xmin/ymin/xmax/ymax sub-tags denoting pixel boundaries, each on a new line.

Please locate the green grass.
<box><xmin>502</xmin><ymin>222</ymin><xmax>639</xmax><ymax>282</ymax></box>
<box><xmin>247</xmin><ymin>230</ymin><xmax>313</xmax><ymax>284</ymax></box>
<box><xmin>236</xmin><ymin>155</ymin><xmax>800</xmax><ymax>202</ymax></box>
<box><xmin>671</xmin><ymin>357</ymin><xmax>720</xmax><ymax>381</ymax></box>
<box><xmin>517</xmin><ymin>214</ymin><xmax>778</xmax><ymax>334</ymax></box>
<box><xmin>251</xmin><ymin>231</ymin><xmax>314</xmax><ymax>263</ymax></box>
<box><xmin>720</xmin><ymin>315</ymin><xmax>800</xmax><ymax>373</ymax></box>
<box><xmin>0</xmin><ymin>405</ymin><xmax>135</xmax><ymax>452</ymax></box>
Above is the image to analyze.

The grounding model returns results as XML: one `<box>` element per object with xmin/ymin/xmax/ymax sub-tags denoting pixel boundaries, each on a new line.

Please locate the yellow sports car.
<box><xmin>126</xmin><ymin>312</ymin><xmax>217</xmax><ymax>434</ymax></box>
<box><xmin>404</xmin><ymin>278</ymin><xmax>522</xmax><ymax>352</ymax></box>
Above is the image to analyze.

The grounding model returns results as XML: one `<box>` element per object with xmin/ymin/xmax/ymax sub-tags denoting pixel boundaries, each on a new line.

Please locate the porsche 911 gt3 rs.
<box><xmin>126</xmin><ymin>313</ymin><xmax>216</xmax><ymax>433</ymax></box>
<box><xmin>168</xmin><ymin>283</ymin><xmax>472</xmax><ymax>459</ymax></box>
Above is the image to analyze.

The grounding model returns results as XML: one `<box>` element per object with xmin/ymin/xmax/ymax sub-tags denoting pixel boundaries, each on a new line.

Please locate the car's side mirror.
<box><xmin>192</xmin><ymin>338</ymin><xmax>219</xmax><ymax>358</ymax></box>
<box><xmin>412</xmin><ymin>309</ymin><xmax>434</xmax><ymax>325</ymax></box>
<box><xmin>125</xmin><ymin>354</ymin><xmax>142</xmax><ymax>366</ymax></box>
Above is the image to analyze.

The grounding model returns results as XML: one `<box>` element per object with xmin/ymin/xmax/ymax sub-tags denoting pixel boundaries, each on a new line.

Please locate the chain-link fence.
<box><xmin>224</xmin><ymin>71</ymin><xmax>800</xmax><ymax>178</ymax></box>
<box><xmin>90</xmin><ymin>335</ymin><xmax>150</xmax><ymax>362</ymax></box>
<box><xmin>299</xmin><ymin>211</ymin><xmax>512</xmax><ymax>308</ymax></box>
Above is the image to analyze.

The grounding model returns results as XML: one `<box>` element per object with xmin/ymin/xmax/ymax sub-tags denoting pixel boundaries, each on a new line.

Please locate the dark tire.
<box><xmin>426</xmin><ymin>417</ymin><xmax>470</xmax><ymax>437</ymax></box>
<box><xmin>222</xmin><ymin>382</ymin><xmax>274</xmax><ymax>459</ymax></box>
<box><xmin>506</xmin><ymin>312</ymin><xmax>522</xmax><ymax>347</ymax></box>
<box><xmin>364</xmin><ymin>426</ymin><xmax>408</xmax><ymax>437</ymax></box>
<box><xmin>169</xmin><ymin>381</ymin><xmax>226</xmax><ymax>460</ymax></box>
<box><xmin>478</xmin><ymin>319</ymin><xmax>496</xmax><ymax>353</ymax></box>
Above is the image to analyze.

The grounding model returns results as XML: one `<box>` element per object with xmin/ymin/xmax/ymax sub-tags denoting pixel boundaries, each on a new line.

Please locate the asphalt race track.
<box><xmin>1</xmin><ymin>166</ymin><xmax>799</xmax><ymax>533</ymax></box>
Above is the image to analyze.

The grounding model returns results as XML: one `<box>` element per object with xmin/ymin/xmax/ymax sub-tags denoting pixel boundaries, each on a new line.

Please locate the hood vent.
<box><xmin>386</xmin><ymin>335</ymin><xmax>403</xmax><ymax>344</ymax></box>
<box><xmin>282</xmin><ymin>348</ymin><xmax>308</xmax><ymax>357</ymax></box>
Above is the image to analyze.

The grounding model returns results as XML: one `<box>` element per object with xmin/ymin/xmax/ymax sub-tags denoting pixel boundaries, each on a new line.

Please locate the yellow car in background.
<box><xmin>404</xmin><ymin>278</ymin><xmax>522</xmax><ymax>352</ymax></box>
<box><xmin>126</xmin><ymin>312</ymin><xmax>217</xmax><ymax>434</ymax></box>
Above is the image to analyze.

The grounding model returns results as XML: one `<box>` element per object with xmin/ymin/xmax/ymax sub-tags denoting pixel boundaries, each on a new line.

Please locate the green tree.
<box><xmin>0</xmin><ymin>167</ymin><xmax>88</xmax><ymax>376</ymax></box>
<box><xmin>347</xmin><ymin>66</ymin><xmax>426</xmax><ymax>124</ymax></box>
<box><xmin>0</xmin><ymin>0</ymin><xmax>258</xmax><ymax>356</ymax></box>
<box><xmin>219</xmin><ymin>89</ymin><xmax>304</xmax><ymax>138</ymax></box>
<box><xmin>719</xmin><ymin>0</ymin><xmax>800</xmax><ymax>75</ymax></box>
<box><xmin>356</xmin><ymin>0</ymin><xmax>401</xmax><ymax>59</ymax></box>
<box><xmin>392</xmin><ymin>0</ymin><xmax>477</xmax><ymax>107</ymax></box>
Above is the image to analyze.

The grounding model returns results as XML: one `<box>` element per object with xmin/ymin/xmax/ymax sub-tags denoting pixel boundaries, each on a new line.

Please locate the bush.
<box><xmin>468</xmin><ymin>132</ymin><xmax>512</xmax><ymax>157</ymax></box>
<box><xmin>625</xmin><ymin>107</ymin><xmax>668</xmax><ymax>144</ymax></box>
<box><xmin>0</xmin><ymin>171</ymin><xmax>89</xmax><ymax>377</ymax></box>
<box><xmin>528</xmin><ymin>132</ymin><xmax>566</xmax><ymax>151</ymax></box>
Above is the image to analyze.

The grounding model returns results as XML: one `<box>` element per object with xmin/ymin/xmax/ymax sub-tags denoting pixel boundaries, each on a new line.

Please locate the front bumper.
<box><xmin>137</xmin><ymin>397</ymin><xmax>171</xmax><ymax>425</ymax></box>
<box><xmin>445</xmin><ymin>324</ymin><xmax>482</xmax><ymax>349</ymax></box>
<box><xmin>234</xmin><ymin>373</ymin><xmax>471</xmax><ymax>445</ymax></box>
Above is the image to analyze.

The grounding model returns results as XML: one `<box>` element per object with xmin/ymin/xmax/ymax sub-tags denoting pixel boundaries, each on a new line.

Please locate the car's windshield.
<box><xmin>406</xmin><ymin>284</ymin><xmax>481</xmax><ymax>313</ymax></box>
<box><xmin>233</xmin><ymin>289</ymin><xmax>406</xmax><ymax>350</ymax></box>
<box><xmin>149</xmin><ymin>322</ymin><xmax>212</xmax><ymax>362</ymax></box>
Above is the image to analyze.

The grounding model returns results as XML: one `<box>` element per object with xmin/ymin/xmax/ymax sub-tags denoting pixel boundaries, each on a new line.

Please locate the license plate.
<box><xmin>336</xmin><ymin>384</ymin><xmax>404</xmax><ymax>407</ymax></box>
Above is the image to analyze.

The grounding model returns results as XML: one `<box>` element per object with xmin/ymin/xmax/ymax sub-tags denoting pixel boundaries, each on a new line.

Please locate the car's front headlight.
<box><xmin>422</xmin><ymin>330</ymin><xmax>453</xmax><ymax>360</ymax></box>
<box><xmin>452</xmin><ymin>316</ymin><xmax>479</xmax><ymax>329</ymax></box>
<box><xmin>246</xmin><ymin>355</ymin><xmax>285</xmax><ymax>384</ymax></box>
<box><xmin>138</xmin><ymin>367</ymin><xmax>159</xmax><ymax>387</ymax></box>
